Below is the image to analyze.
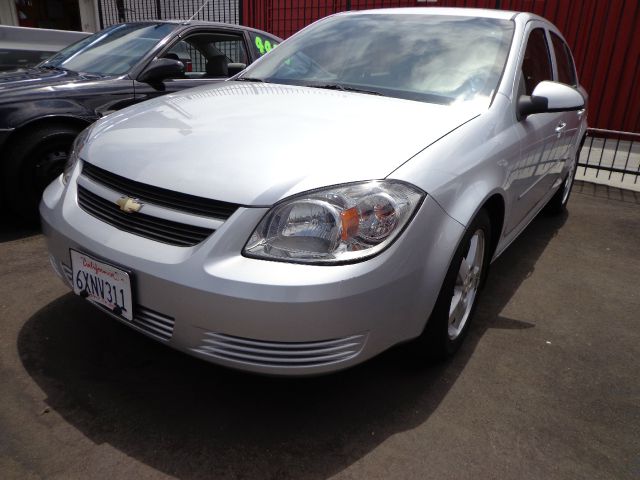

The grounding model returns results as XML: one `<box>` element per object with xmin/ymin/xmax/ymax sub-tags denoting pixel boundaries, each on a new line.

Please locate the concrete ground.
<box><xmin>0</xmin><ymin>181</ymin><xmax>638</xmax><ymax>480</ymax></box>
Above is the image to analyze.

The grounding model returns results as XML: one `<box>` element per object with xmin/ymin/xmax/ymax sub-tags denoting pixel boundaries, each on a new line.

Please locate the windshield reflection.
<box><xmin>41</xmin><ymin>23</ymin><xmax>177</xmax><ymax>76</ymax></box>
<box><xmin>243</xmin><ymin>14</ymin><xmax>514</xmax><ymax>107</ymax></box>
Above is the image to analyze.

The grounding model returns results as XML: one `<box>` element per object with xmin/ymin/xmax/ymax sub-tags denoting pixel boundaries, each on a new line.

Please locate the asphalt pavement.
<box><xmin>1</xmin><ymin>181</ymin><xmax>638</xmax><ymax>479</ymax></box>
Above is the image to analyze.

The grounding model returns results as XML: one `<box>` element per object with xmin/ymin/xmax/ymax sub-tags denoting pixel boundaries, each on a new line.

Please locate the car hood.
<box><xmin>0</xmin><ymin>67</ymin><xmax>102</xmax><ymax>95</ymax></box>
<box><xmin>84</xmin><ymin>82</ymin><xmax>479</xmax><ymax>206</ymax></box>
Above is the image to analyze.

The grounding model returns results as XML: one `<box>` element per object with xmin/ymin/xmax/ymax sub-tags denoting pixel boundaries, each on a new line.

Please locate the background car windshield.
<box><xmin>243</xmin><ymin>14</ymin><xmax>514</xmax><ymax>107</ymax></box>
<box><xmin>41</xmin><ymin>23</ymin><xmax>177</xmax><ymax>75</ymax></box>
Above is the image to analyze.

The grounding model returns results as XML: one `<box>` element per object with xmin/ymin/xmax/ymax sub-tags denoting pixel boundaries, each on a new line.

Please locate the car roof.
<box><xmin>339</xmin><ymin>7</ymin><xmax>546</xmax><ymax>23</ymax></box>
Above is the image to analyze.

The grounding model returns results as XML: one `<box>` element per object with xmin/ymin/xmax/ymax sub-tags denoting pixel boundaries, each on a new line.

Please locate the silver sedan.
<box><xmin>41</xmin><ymin>8</ymin><xmax>587</xmax><ymax>375</ymax></box>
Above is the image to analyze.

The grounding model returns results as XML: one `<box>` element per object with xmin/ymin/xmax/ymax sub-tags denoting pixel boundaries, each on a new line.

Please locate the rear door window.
<box><xmin>248</xmin><ymin>31</ymin><xmax>281</xmax><ymax>58</ymax></box>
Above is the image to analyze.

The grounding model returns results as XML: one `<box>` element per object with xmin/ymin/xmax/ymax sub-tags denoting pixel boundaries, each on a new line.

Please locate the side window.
<box><xmin>248</xmin><ymin>32</ymin><xmax>280</xmax><ymax>58</ymax></box>
<box><xmin>164</xmin><ymin>40</ymin><xmax>197</xmax><ymax>74</ymax></box>
<box><xmin>161</xmin><ymin>32</ymin><xmax>248</xmax><ymax>79</ymax></box>
<box><xmin>212</xmin><ymin>39</ymin><xmax>248</xmax><ymax>65</ymax></box>
<box><xmin>550</xmin><ymin>32</ymin><xmax>577</xmax><ymax>86</ymax></box>
<box><xmin>521</xmin><ymin>28</ymin><xmax>553</xmax><ymax>96</ymax></box>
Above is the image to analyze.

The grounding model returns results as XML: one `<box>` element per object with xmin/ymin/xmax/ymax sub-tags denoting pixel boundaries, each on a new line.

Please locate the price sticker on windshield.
<box><xmin>254</xmin><ymin>35</ymin><xmax>278</xmax><ymax>55</ymax></box>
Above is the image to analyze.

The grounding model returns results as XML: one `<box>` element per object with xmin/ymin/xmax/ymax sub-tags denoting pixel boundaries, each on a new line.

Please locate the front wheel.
<box><xmin>409</xmin><ymin>209</ymin><xmax>492</xmax><ymax>362</ymax></box>
<box><xmin>2</xmin><ymin>124</ymin><xmax>80</xmax><ymax>223</ymax></box>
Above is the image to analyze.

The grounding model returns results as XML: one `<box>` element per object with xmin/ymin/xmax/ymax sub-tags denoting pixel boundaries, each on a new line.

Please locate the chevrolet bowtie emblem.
<box><xmin>116</xmin><ymin>196</ymin><xmax>143</xmax><ymax>213</ymax></box>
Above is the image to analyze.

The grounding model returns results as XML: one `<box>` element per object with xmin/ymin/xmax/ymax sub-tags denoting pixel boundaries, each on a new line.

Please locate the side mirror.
<box><xmin>138</xmin><ymin>58</ymin><xmax>184</xmax><ymax>83</ymax></box>
<box><xmin>518</xmin><ymin>80</ymin><xmax>584</xmax><ymax>119</ymax></box>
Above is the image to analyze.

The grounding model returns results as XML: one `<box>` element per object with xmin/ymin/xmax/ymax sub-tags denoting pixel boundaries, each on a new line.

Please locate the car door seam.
<box><xmin>384</xmin><ymin>114</ymin><xmax>480</xmax><ymax>181</ymax></box>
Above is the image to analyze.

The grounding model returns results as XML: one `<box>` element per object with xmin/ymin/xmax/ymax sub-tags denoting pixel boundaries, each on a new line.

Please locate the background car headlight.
<box><xmin>243</xmin><ymin>180</ymin><xmax>425</xmax><ymax>264</ymax></box>
<box><xmin>62</xmin><ymin>126</ymin><xmax>92</xmax><ymax>185</ymax></box>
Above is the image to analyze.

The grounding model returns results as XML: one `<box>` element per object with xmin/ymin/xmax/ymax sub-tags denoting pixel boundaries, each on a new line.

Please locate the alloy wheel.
<box><xmin>448</xmin><ymin>229</ymin><xmax>485</xmax><ymax>340</ymax></box>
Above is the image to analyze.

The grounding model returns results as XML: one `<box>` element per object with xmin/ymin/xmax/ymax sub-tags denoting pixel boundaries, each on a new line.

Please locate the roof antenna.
<box><xmin>187</xmin><ymin>0</ymin><xmax>212</xmax><ymax>22</ymax></box>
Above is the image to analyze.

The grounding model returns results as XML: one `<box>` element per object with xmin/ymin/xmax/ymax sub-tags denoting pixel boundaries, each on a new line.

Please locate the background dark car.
<box><xmin>0</xmin><ymin>20</ymin><xmax>281</xmax><ymax>222</ymax></box>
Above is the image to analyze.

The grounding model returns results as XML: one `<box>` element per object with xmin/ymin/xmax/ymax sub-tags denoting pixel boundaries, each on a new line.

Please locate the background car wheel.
<box><xmin>409</xmin><ymin>208</ymin><xmax>492</xmax><ymax>362</ymax></box>
<box><xmin>2</xmin><ymin>124</ymin><xmax>80</xmax><ymax>223</ymax></box>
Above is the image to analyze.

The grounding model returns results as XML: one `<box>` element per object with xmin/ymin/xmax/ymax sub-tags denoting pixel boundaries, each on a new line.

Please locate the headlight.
<box><xmin>62</xmin><ymin>126</ymin><xmax>92</xmax><ymax>185</ymax></box>
<box><xmin>243</xmin><ymin>181</ymin><xmax>425</xmax><ymax>264</ymax></box>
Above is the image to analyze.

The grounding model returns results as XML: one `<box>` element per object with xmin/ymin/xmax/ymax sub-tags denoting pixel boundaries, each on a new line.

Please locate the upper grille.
<box><xmin>78</xmin><ymin>186</ymin><xmax>213</xmax><ymax>247</ymax></box>
<box><xmin>192</xmin><ymin>332</ymin><xmax>367</xmax><ymax>368</ymax></box>
<box><xmin>82</xmin><ymin>162</ymin><xmax>239</xmax><ymax>219</ymax></box>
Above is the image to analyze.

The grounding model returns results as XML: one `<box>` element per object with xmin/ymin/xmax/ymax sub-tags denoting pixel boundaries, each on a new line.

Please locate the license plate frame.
<box><xmin>70</xmin><ymin>249</ymin><xmax>134</xmax><ymax>321</ymax></box>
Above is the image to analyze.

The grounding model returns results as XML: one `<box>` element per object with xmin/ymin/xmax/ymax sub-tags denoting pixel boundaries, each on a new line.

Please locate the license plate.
<box><xmin>70</xmin><ymin>250</ymin><xmax>133</xmax><ymax>321</ymax></box>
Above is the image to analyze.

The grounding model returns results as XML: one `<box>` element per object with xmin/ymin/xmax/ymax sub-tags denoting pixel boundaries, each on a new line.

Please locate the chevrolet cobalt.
<box><xmin>41</xmin><ymin>8</ymin><xmax>587</xmax><ymax>375</ymax></box>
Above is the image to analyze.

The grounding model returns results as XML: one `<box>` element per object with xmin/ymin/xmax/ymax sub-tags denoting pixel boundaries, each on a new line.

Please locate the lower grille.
<box><xmin>133</xmin><ymin>306</ymin><xmax>175</xmax><ymax>341</ymax></box>
<box><xmin>61</xmin><ymin>262</ymin><xmax>73</xmax><ymax>285</ymax></box>
<box><xmin>192</xmin><ymin>332</ymin><xmax>366</xmax><ymax>368</ymax></box>
<box><xmin>95</xmin><ymin>303</ymin><xmax>175</xmax><ymax>341</ymax></box>
<box><xmin>77</xmin><ymin>186</ymin><xmax>213</xmax><ymax>247</ymax></box>
<box><xmin>60</xmin><ymin>259</ymin><xmax>175</xmax><ymax>340</ymax></box>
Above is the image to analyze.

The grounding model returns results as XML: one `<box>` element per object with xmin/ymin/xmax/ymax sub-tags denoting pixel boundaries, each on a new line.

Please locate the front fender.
<box><xmin>0</xmin><ymin>97</ymin><xmax>96</xmax><ymax>133</ymax></box>
<box><xmin>8</xmin><ymin>100</ymin><xmax>96</xmax><ymax>130</ymax></box>
<box><xmin>389</xmin><ymin>101</ymin><xmax>514</xmax><ymax>230</ymax></box>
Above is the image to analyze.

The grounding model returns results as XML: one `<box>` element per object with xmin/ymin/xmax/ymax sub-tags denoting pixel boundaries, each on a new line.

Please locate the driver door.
<box><xmin>504</xmin><ymin>24</ymin><xmax>564</xmax><ymax>234</ymax></box>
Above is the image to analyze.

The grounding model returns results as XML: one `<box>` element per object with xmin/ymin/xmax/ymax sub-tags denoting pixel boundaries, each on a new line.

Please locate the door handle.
<box><xmin>555</xmin><ymin>122</ymin><xmax>567</xmax><ymax>133</ymax></box>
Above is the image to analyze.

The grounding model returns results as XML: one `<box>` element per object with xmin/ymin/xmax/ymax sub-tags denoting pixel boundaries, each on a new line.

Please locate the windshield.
<box><xmin>242</xmin><ymin>14</ymin><xmax>514</xmax><ymax>107</ymax></box>
<box><xmin>41</xmin><ymin>23</ymin><xmax>178</xmax><ymax>76</ymax></box>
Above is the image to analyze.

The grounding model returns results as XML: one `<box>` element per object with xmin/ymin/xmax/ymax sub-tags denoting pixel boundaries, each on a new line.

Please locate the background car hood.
<box><xmin>0</xmin><ymin>67</ymin><xmax>104</xmax><ymax>97</ymax></box>
<box><xmin>85</xmin><ymin>82</ymin><xmax>478</xmax><ymax>206</ymax></box>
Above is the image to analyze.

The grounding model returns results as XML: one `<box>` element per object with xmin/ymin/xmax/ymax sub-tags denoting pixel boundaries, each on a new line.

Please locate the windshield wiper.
<box><xmin>39</xmin><ymin>65</ymin><xmax>70</xmax><ymax>73</ymax></box>
<box><xmin>235</xmin><ymin>77</ymin><xmax>267</xmax><ymax>83</ymax></box>
<box><xmin>311</xmin><ymin>83</ymin><xmax>384</xmax><ymax>96</ymax></box>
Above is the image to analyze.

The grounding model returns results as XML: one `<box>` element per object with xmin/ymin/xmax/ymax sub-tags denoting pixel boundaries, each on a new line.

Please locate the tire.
<box><xmin>546</xmin><ymin>135</ymin><xmax>585</xmax><ymax>215</ymax></box>
<box><xmin>409</xmin><ymin>208</ymin><xmax>492</xmax><ymax>362</ymax></box>
<box><xmin>545</xmin><ymin>154</ymin><xmax>578</xmax><ymax>215</ymax></box>
<box><xmin>1</xmin><ymin>124</ymin><xmax>80</xmax><ymax>223</ymax></box>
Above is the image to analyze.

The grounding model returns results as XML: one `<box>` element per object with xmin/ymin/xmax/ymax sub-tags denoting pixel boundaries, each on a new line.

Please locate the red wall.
<box><xmin>242</xmin><ymin>0</ymin><xmax>640</xmax><ymax>133</ymax></box>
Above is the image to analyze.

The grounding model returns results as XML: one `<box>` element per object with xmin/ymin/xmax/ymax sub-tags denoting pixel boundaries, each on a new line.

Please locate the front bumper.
<box><xmin>40</xmin><ymin>172</ymin><xmax>464</xmax><ymax>376</ymax></box>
